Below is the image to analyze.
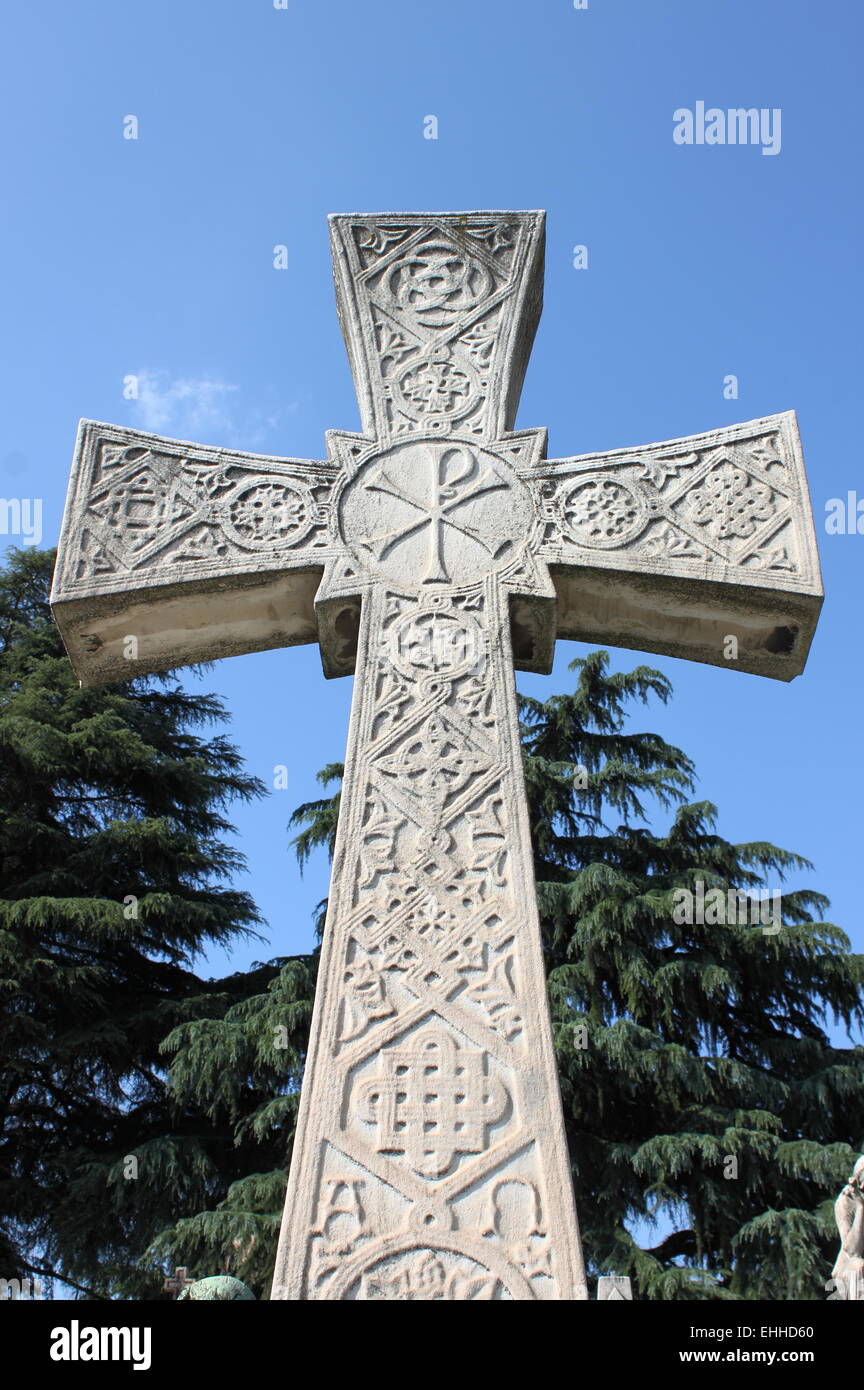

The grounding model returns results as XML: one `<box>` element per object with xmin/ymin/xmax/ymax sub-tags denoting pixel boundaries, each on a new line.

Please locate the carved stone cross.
<box><xmin>163</xmin><ymin>1266</ymin><xmax>192</xmax><ymax>1298</ymax></box>
<box><xmin>51</xmin><ymin>211</ymin><xmax>823</xmax><ymax>1301</ymax></box>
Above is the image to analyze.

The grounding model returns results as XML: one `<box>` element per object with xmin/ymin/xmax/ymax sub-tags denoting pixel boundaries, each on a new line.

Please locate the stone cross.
<box><xmin>51</xmin><ymin>211</ymin><xmax>823</xmax><ymax>1302</ymax></box>
<box><xmin>163</xmin><ymin>1266</ymin><xmax>192</xmax><ymax>1298</ymax></box>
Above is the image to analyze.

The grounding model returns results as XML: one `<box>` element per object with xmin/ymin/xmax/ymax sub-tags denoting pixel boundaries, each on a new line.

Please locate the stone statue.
<box><xmin>832</xmin><ymin>1156</ymin><xmax>864</xmax><ymax>1299</ymax></box>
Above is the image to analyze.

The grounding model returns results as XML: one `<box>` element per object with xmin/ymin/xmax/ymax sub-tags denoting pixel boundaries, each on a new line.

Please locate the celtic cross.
<box><xmin>52</xmin><ymin>211</ymin><xmax>823</xmax><ymax>1301</ymax></box>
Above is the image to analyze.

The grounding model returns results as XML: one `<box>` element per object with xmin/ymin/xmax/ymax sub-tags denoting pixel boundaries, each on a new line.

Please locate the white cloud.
<box><xmin>126</xmin><ymin>370</ymin><xmax>298</xmax><ymax>449</ymax></box>
<box><xmin>129</xmin><ymin>369</ymin><xmax>239</xmax><ymax>441</ymax></box>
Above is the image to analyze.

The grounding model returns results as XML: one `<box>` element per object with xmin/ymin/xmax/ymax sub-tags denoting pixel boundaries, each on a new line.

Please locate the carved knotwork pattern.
<box><xmin>346</xmin><ymin>217</ymin><xmax>527</xmax><ymax>439</ymax></box>
<box><xmin>539</xmin><ymin>432</ymin><xmax>799</xmax><ymax>573</ymax></box>
<box><xmin>683</xmin><ymin>460</ymin><xmax>775</xmax><ymax>540</ymax></box>
<box><xmin>357</xmin><ymin>1028</ymin><xmax>508</xmax><ymax>1178</ymax></box>
<box><xmin>71</xmin><ymin>439</ymin><xmax>331</xmax><ymax>580</ymax></box>
<box><xmin>306</xmin><ymin>588</ymin><xmax>557</xmax><ymax>1299</ymax></box>
<box><xmin>385</xmin><ymin>245</ymin><xmax>494</xmax><ymax>327</ymax></box>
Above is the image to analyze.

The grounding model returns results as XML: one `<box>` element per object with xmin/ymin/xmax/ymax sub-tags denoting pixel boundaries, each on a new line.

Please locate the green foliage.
<box><xmin>523</xmin><ymin>652</ymin><xmax>864</xmax><ymax>1299</ymax></box>
<box><xmin>142</xmin><ymin>951</ymin><xmax>317</xmax><ymax>1295</ymax></box>
<box><xmin>0</xmin><ymin>547</ymin><xmax>277</xmax><ymax>1298</ymax></box>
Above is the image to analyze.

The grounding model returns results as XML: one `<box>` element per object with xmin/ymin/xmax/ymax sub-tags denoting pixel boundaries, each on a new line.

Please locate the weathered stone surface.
<box><xmin>51</xmin><ymin>210</ymin><xmax>824</xmax><ymax>1301</ymax></box>
<box><xmin>51</xmin><ymin>220</ymin><xmax>821</xmax><ymax>688</ymax></box>
<box><xmin>272</xmin><ymin>213</ymin><xmax>586</xmax><ymax>1302</ymax></box>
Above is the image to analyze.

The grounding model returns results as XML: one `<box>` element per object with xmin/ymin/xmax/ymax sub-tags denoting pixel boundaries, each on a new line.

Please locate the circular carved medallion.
<box><xmin>560</xmin><ymin>475</ymin><xmax>648</xmax><ymax>549</ymax></box>
<box><xmin>385</xmin><ymin>245</ymin><xmax>494</xmax><ymax>326</ymax></box>
<box><xmin>327</xmin><ymin>1236</ymin><xmax>534</xmax><ymax>1301</ymax></box>
<box><xmin>393</xmin><ymin>355</ymin><xmax>479</xmax><ymax>424</ymax></box>
<box><xmin>388</xmin><ymin>606</ymin><xmax>485</xmax><ymax>681</ymax></box>
<box><xmin>223</xmin><ymin>481</ymin><xmax>311</xmax><ymax>550</ymax></box>
<box><xmin>338</xmin><ymin>438</ymin><xmax>532</xmax><ymax>589</ymax></box>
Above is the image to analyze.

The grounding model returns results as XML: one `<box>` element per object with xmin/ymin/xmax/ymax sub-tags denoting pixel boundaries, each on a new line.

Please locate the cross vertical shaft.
<box><xmin>271</xmin><ymin>212</ymin><xmax>587</xmax><ymax>1299</ymax></box>
<box><xmin>273</xmin><ymin>579</ymin><xmax>586</xmax><ymax>1300</ymax></box>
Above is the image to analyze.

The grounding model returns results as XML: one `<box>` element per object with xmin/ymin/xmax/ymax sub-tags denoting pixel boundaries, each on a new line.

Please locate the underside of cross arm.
<box><xmin>547</xmin><ymin>563</ymin><xmax>822</xmax><ymax>681</ymax></box>
<box><xmin>51</xmin><ymin>565</ymin><xmax>327</xmax><ymax>687</ymax></box>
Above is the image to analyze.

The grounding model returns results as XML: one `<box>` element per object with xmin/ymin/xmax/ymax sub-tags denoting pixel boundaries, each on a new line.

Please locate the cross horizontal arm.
<box><xmin>51</xmin><ymin>420</ymin><xmax>339</xmax><ymax>685</ymax></box>
<box><xmin>523</xmin><ymin>411</ymin><xmax>823</xmax><ymax>681</ymax></box>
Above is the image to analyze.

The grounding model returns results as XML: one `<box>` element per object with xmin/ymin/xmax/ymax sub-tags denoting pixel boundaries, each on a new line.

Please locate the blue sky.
<box><xmin>3</xmin><ymin>0</ymin><xmax>862</xmax><ymax>1024</ymax></box>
